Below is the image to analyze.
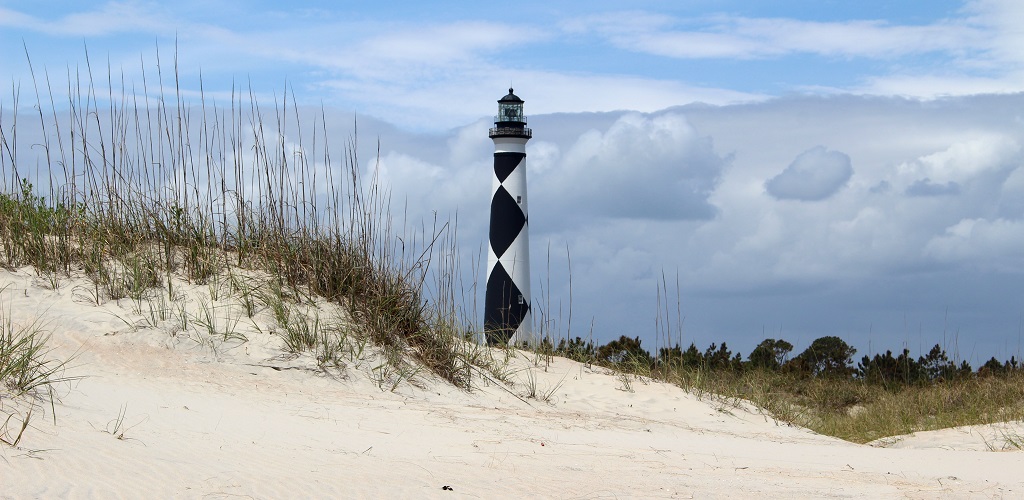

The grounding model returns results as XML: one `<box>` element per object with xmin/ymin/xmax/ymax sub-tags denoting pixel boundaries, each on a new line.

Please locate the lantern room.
<box><xmin>490</xmin><ymin>88</ymin><xmax>532</xmax><ymax>139</ymax></box>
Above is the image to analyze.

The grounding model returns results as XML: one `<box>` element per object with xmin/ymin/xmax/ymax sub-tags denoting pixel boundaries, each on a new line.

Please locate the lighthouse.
<box><xmin>485</xmin><ymin>88</ymin><xmax>532</xmax><ymax>345</ymax></box>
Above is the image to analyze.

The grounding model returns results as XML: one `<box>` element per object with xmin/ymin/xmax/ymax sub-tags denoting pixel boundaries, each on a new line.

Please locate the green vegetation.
<box><xmin>548</xmin><ymin>332</ymin><xmax>1024</xmax><ymax>443</ymax></box>
<box><xmin>0</xmin><ymin>310</ymin><xmax>74</xmax><ymax>446</ymax></box>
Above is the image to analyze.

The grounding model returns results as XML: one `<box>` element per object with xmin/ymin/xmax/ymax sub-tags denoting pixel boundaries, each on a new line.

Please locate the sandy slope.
<box><xmin>1</xmin><ymin>268</ymin><xmax>1022</xmax><ymax>499</ymax></box>
<box><xmin>870</xmin><ymin>421</ymin><xmax>1024</xmax><ymax>453</ymax></box>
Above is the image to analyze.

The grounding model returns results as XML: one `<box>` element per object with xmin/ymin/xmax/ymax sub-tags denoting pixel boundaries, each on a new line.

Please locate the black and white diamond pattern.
<box><xmin>485</xmin><ymin>151</ymin><xmax>531</xmax><ymax>344</ymax></box>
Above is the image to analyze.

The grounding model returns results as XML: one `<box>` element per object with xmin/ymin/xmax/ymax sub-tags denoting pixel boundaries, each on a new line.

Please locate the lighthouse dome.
<box><xmin>498</xmin><ymin>88</ymin><xmax>523</xmax><ymax>103</ymax></box>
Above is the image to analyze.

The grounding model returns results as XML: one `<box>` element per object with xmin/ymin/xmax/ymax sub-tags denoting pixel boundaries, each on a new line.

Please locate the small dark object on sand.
<box><xmin>442</xmin><ymin>485</ymin><xmax>454</xmax><ymax>491</ymax></box>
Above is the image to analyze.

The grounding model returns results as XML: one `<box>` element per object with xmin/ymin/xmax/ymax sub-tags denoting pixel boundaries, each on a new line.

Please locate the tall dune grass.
<box><xmin>659</xmin><ymin>366</ymin><xmax>1024</xmax><ymax>443</ymax></box>
<box><xmin>0</xmin><ymin>310</ymin><xmax>75</xmax><ymax>446</ymax></box>
<box><xmin>0</xmin><ymin>50</ymin><xmax>475</xmax><ymax>391</ymax></box>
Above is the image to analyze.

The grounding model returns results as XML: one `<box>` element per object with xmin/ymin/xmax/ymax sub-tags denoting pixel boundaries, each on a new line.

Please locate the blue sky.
<box><xmin>3</xmin><ymin>0</ymin><xmax>1017</xmax><ymax>128</ymax></box>
<box><xmin>3</xmin><ymin>1</ymin><xmax>1024</xmax><ymax>363</ymax></box>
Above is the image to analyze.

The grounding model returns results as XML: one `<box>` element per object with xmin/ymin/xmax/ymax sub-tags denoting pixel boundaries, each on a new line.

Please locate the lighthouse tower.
<box><xmin>485</xmin><ymin>88</ymin><xmax>532</xmax><ymax>345</ymax></box>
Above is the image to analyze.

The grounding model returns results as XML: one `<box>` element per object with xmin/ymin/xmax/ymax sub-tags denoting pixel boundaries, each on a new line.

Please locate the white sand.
<box><xmin>869</xmin><ymin>421</ymin><xmax>1024</xmax><ymax>453</ymax></box>
<box><xmin>1</xmin><ymin>267</ymin><xmax>1022</xmax><ymax>498</ymax></box>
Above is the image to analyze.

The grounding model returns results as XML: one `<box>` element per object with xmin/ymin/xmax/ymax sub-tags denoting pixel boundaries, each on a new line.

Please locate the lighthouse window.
<box><xmin>516</xmin><ymin>195</ymin><xmax>522</xmax><ymax>204</ymax></box>
<box><xmin>518</xmin><ymin>294</ymin><xmax>524</xmax><ymax>305</ymax></box>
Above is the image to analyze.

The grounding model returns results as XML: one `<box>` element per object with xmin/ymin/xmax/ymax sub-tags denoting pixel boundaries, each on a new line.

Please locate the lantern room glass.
<box><xmin>498</xmin><ymin>102</ymin><xmax>524</xmax><ymax>123</ymax></box>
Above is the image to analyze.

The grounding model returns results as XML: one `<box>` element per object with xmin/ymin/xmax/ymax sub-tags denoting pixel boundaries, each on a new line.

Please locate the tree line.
<box><xmin>550</xmin><ymin>335</ymin><xmax>1022</xmax><ymax>385</ymax></box>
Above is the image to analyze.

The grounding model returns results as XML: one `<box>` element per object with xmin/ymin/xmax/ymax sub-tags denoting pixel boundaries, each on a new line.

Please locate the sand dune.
<box><xmin>2</xmin><ymin>267</ymin><xmax>1022</xmax><ymax>499</ymax></box>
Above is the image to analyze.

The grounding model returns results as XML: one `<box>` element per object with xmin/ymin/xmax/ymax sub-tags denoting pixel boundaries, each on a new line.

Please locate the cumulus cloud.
<box><xmin>764</xmin><ymin>146</ymin><xmax>853</xmax><ymax>201</ymax></box>
<box><xmin>925</xmin><ymin>218</ymin><xmax>1024</xmax><ymax>268</ymax></box>
<box><xmin>885</xmin><ymin>136</ymin><xmax>1022</xmax><ymax>201</ymax></box>
<box><xmin>897</xmin><ymin>136</ymin><xmax>1021</xmax><ymax>185</ymax></box>
<box><xmin>535</xmin><ymin>113</ymin><xmax>724</xmax><ymax>222</ymax></box>
<box><xmin>675</xmin><ymin>94</ymin><xmax>1024</xmax><ymax>317</ymax></box>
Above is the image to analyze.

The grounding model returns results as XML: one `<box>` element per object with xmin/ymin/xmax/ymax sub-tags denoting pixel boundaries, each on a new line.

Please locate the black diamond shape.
<box><xmin>494</xmin><ymin>152</ymin><xmax>524</xmax><ymax>183</ymax></box>
<box><xmin>489</xmin><ymin>185</ymin><xmax>526</xmax><ymax>257</ymax></box>
<box><xmin>484</xmin><ymin>262</ymin><xmax>530</xmax><ymax>344</ymax></box>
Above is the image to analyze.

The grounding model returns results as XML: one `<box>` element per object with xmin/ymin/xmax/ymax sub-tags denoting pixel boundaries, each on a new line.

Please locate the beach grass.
<box><xmin>0</xmin><ymin>310</ymin><xmax>75</xmax><ymax>446</ymax></box>
<box><xmin>640</xmin><ymin>363</ymin><xmax>1024</xmax><ymax>443</ymax></box>
<box><xmin>0</xmin><ymin>49</ymin><xmax>489</xmax><ymax>413</ymax></box>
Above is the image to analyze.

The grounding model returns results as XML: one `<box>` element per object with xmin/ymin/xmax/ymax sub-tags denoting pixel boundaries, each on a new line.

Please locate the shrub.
<box><xmin>595</xmin><ymin>335</ymin><xmax>651</xmax><ymax>367</ymax></box>
<box><xmin>556</xmin><ymin>336</ymin><xmax>596</xmax><ymax>364</ymax></box>
<box><xmin>787</xmin><ymin>336</ymin><xmax>856</xmax><ymax>378</ymax></box>
<box><xmin>748</xmin><ymin>338</ymin><xmax>793</xmax><ymax>371</ymax></box>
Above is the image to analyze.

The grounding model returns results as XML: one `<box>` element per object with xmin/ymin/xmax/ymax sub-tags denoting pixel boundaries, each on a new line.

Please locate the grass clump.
<box><xmin>0</xmin><ymin>310</ymin><xmax>73</xmax><ymax>447</ymax></box>
<box><xmin>0</xmin><ymin>317</ymin><xmax>64</xmax><ymax>399</ymax></box>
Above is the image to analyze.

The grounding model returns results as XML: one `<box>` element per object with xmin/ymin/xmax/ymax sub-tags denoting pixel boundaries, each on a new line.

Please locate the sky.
<box><xmin>2</xmin><ymin>1</ymin><xmax>1024</xmax><ymax>364</ymax></box>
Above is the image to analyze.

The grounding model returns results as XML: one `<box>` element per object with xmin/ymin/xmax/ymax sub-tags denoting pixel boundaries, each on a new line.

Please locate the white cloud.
<box><xmin>250</xmin><ymin>20</ymin><xmax>549</xmax><ymax>84</ymax></box>
<box><xmin>371</xmin><ymin>148</ymin><xmax>489</xmax><ymax>227</ymax></box>
<box><xmin>925</xmin><ymin>218</ymin><xmax>1024</xmax><ymax>268</ymax></box>
<box><xmin>570</xmin><ymin>11</ymin><xmax>978</xmax><ymax>60</ymax></box>
<box><xmin>888</xmin><ymin>135</ymin><xmax>1022</xmax><ymax>199</ymax></box>
<box><xmin>765</xmin><ymin>146</ymin><xmax>853</xmax><ymax>201</ymax></box>
<box><xmin>354</xmin><ymin>22</ymin><xmax>540</xmax><ymax>66</ymax></box>
<box><xmin>962</xmin><ymin>0</ymin><xmax>1024</xmax><ymax>68</ymax></box>
<box><xmin>914</xmin><ymin>135</ymin><xmax>1020</xmax><ymax>181</ymax></box>
<box><xmin>672</xmin><ymin>94</ymin><xmax>1024</xmax><ymax>297</ymax></box>
<box><xmin>0</xmin><ymin>3</ymin><xmax>174</xmax><ymax>37</ymax></box>
<box><xmin>859</xmin><ymin>73</ymin><xmax>1024</xmax><ymax>97</ymax></box>
<box><xmin>0</xmin><ymin>7</ymin><xmax>37</xmax><ymax>30</ymax></box>
<box><xmin>534</xmin><ymin>113</ymin><xmax>724</xmax><ymax>222</ymax></box>
<box><xmin>446</xmin><ymin>118</ymin><xmax>492</xmax><ymax>167</ymax></box>
<box><xmin>4</xmin><ymin>3</ymin><xmax>770</xmax><ymax>130</ymax></box>
<box><xmin>849</xmin><ymin>0</ymin><xmax>1024</xmax><ymax>97</ymax></box>
<box><xmin>318</xmin><ymin>68</ymin><xmax>763</xmax><ymax>130</ymax></box>
<box><xmin>567</xmin><ymin>3</ymin><xmax>1024</xmax><ymax>98</ymax></box>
